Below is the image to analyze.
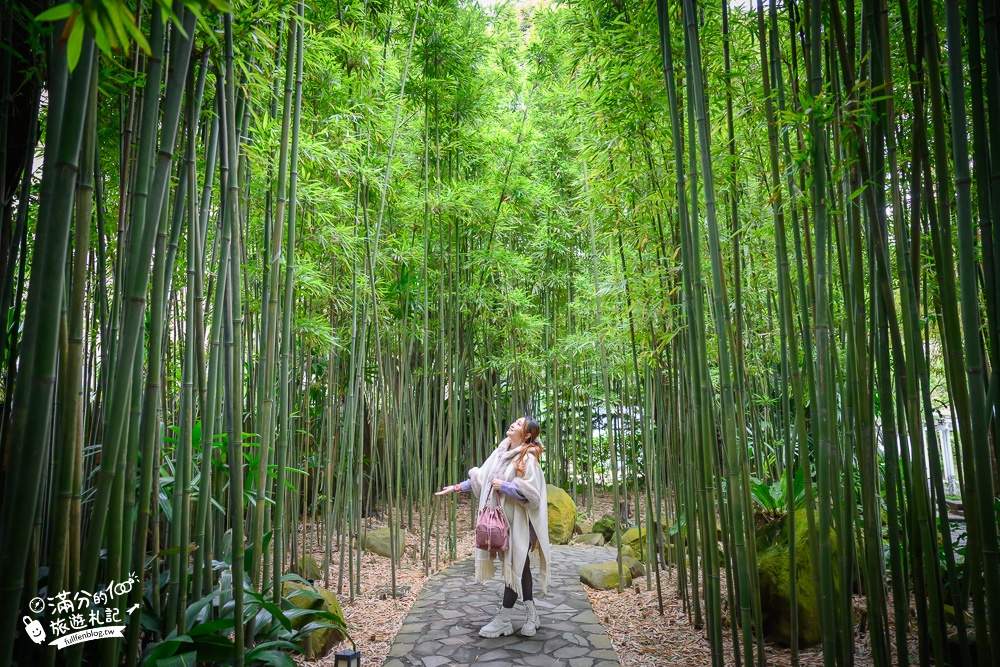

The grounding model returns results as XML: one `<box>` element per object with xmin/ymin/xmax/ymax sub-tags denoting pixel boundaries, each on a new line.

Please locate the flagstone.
<box><xmin>383</xmin><ymin>544</ymin><xmax>622</xmax><ymax>665</ymax></box>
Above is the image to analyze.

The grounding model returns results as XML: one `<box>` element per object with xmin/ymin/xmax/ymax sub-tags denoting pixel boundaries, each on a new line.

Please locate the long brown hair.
<box><xmin>514</xmin><ymin>417</ymin><xmax>542</xmax><ymax>476</ymax></box>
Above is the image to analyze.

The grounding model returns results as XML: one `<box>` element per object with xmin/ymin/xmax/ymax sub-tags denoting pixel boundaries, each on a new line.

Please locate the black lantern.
<box><xmin>333</xmin><ymin>648</ymin><xmax>361</xmax><ymax>667</ymax></box>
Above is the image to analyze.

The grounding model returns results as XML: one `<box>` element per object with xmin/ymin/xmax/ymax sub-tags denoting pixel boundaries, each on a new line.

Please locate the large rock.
<box><xmin>295</xmin><ymin>554</ymin><xmax>323</xmax><ymax>580</ymax></box>
<box><xmin>573</xmin><ymin>532</ymin><xmax>605</xmax><ymax>546</ymax></box>
<box><xmin>282</xmin><ymin>581</ymin><xmax>347</xmax><ymax>658</ymax></box>
<box><xmin>580</xmin><ymin>561</ymin><xmax>632</xmax><ymax>590</ymax></box>
<box><xmin>546</xmin><ymin>484</ymin><xmax>577</xmax><ymax>545</ymax></box>
<box><xmin>362</xmin><ymin>526</ymin><xmax>406</xmax><ymax>558</ymax></box>
<box><xmin>622</xmin><ymin>526</ymin><xmax>649</xmax><ymax>561</ymax></box>
<box><xmin>593</xmin><ymin>513</ymin><xmax>618</xmax><ymax>543</ymax></box>
<box><xmin>756</xmin><ymin>508</ymin><xmax>838</xmax><ymax>648</ymax></box>
<box><xmin>619</xmin><ymin>554</ymin><xmax>646</xmax><ymax>580</ymax></box>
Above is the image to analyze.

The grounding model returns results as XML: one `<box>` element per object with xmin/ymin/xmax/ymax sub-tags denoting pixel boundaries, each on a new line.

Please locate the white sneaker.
<box><xmin>520</xmin><ymin>599</ymin><xmax>539</xmax><ymax>637</ymax></box>
<box><xmin>479</xmin><ymin>606</ymin><xmax>513</xmax><ymax>638</ymax></box>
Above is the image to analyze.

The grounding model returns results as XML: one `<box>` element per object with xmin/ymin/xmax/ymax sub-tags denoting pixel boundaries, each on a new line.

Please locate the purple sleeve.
<box><xmin>459</xmin><ymin>479</ymin><xmax>472</xmax><ymax>492</ymax></box>
<box><xmin>499</xmin><ymin>480</ymin><xmax>526</xmax><ymax>501</ymax></box>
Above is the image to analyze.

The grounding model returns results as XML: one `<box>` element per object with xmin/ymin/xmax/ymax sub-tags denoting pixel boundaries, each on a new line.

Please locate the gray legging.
<box><xmin>502</xmin><ymin>523</ymin><xmax>537</xmax><ymax>608</ymax></box>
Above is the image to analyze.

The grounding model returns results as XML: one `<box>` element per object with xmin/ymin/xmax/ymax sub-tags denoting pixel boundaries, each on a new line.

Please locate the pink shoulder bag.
<box><xmin>475</xmin><ymin>489</ymin><xmax>509</xmax><ymax>552</ymax></box>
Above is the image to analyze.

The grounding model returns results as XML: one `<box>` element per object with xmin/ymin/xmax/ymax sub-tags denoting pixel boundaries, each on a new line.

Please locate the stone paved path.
<box><xmin>384</xmin><ymin>544</ymin><xmax>622</xmax><ymax>667</ymax></box>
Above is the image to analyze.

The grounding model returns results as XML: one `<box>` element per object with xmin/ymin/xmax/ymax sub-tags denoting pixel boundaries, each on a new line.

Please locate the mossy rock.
<box><xmin>282</xmin><ymin>581</ymin><xmax>346</xmax><ymax>659</ymax></box>
<box><xmin>648</xmin><ymin>514</ymin><xmax>670</xmax><ymax>549</ymax></box>
<box><xmin>546</xmin><ymin>484</ymin><xmax>577</xmax><ymax>545</ymax></box>
<box><xmin>362</xmin><ymin>526</ymin><xmax>406</xmax><ymax>559</ymax></box>
<box><xmin>619</xmin><ymin>544</ymin><xmax>637</xmax><ymax>559</ymax></box>
<box><xmin>948</xmin><ymin>628</ymin><xmax>980</xmax><ymax>666</ymax></box>
<box><xmin>619</xmin><ymin>554</ymin><xmax>646</xmax><ymax>580</ymax></box>
<box><xmin>755</xmin><ymin>508</ymin><xmax>839</xmax><ymax>648</ymax></box>
<box><xmin>577</xmin><ymin>521</ymin><xmax>593</xmax><ymax>535</ymax></box>
<box><xmin>580</xmin><ymin>561</ymin><xmax>632</xmax><ymax>590</ymax></box>
<box><xmin>295</xmin><ymin>554</ymin><xmax>323</xmax><ymax>580</ymax></box>
<box><xmin>593</xmin><ymin>514</ymin><xmax>618</xmax><ymax>543</ymax></box>
<box><xmin>573</xmin><ymin>532</ymin><xmax>605</xmax><ymax>546</ymax></box>
<box><xmin>622</xmin><ymin>526</ymin><xmax>650</xmax><ymax>561</ymax></box>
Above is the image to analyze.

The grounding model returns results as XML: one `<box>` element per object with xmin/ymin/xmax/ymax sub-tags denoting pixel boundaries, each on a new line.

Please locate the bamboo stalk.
<box><xmin>79</xmin><ymin>8</ymin><xmax>196</xmax><ymax>605</ymax></box>
<box><xmin>0</xmin><ymin>29</ymin><xmax>95</xmax><ymax>663</ymax></box>
<box><xmin>943</xmin><ymin>0</ymin><xmax>1000</xmax><ymax>653</ymax></box>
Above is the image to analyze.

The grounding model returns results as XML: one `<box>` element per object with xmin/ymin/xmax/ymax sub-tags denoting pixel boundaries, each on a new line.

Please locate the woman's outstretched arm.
<box><xmin>437</xmin><ymin>478</ymin><xmax>525</xmax><ymax>501</ymax></box>
<box><xmin>435</xmin><ymin>480</ymin><xmax>472</xmax><ymax>496</ymax></box>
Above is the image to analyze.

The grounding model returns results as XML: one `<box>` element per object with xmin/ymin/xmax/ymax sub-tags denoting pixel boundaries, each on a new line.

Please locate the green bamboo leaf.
<box><xmin>159</xmin><ymin>3</ymin><xmax>188</xmax><ymax>38</ymax></box>
<box><xmin>92</xmin><ymin>23</ymin><xmax>111</xmax><ymax>55</ymax></box>
<box><xmin>66</xmin><ymin>12</ymin><xmax>84</xmax><ymax>71</ymax></box>
<box><xmin>34</xmin><ymin>2</ymin><xmax>76</xmax><ymax>21</ymax></box>
<box><xmin>120</xmin><ymin>7</ymin><xmax>150</xmax><ymax>54</ymax></box>
<box><xmin>100</xmin><ymin>0</ymin><xmax>124</xmax><ymax>50</ymax></box>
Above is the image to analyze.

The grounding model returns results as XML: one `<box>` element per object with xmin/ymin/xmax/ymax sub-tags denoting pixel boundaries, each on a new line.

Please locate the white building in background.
<box><xmin>933</xmin><ymin>411</ymin><xmax>961</xmax><ymax>496</ymax></box>
<box><xmin>876</xmin><ymin>408</ymin><xmax>962</xmax><ymax>498</ymax></box>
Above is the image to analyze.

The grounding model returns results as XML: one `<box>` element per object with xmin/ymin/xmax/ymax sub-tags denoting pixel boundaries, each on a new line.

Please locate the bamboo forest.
<box><xmin>1</xmin><ymin>0</ymin><xmax>1000</xmax><ymax>664</ymax></box>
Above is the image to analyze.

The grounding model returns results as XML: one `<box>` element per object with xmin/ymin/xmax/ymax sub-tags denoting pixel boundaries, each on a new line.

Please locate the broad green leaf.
<box><xmin>186</xmin><ymin>618</ymin><xmax>235</xmax><ymax>637</ymax></box>
<box><xmin>35</xmin><ymin>2</ymin><xmax>76</xmax><ymax>22</ymax></box>
<box><xmin>153</xmin><ymin>651</ymin><xmax>198</xmax><ymax>667</ymax></box>
<box><xmin>246</xmin><ymin>640</ymin><xmax>301</xmax><ymax>659</ymax></box>
<box><xmin>251</xmin><ymin>650</ymin><xmax>298</xmax><ymax>667</ymax></box>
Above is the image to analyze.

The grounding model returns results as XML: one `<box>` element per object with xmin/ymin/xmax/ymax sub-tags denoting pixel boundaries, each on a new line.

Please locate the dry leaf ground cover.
<box><xmin>585</xmin><ymin>576</ymin><xmax>919</xmax><ymax>666</ymax></box>
<box><xmin>294</xmin><ymin>492</ymin><xmax>917</xmax><ymax>666</ymax></box>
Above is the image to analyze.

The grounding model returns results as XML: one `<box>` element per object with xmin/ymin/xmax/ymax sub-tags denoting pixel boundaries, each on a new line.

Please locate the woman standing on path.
<box><xmin>436</xmin><ymin>416</ymin><xmax>552</xmax><ymax>639</ymax></box>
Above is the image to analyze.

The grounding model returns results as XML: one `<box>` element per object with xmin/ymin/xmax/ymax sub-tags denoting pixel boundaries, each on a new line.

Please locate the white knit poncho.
<box><xmin>468</xmin><ymin>437</ymin><xmax>552</xmax><ymax>599</ymax></box>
